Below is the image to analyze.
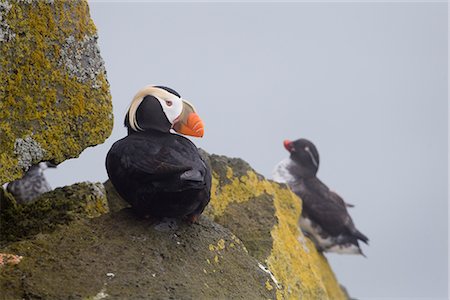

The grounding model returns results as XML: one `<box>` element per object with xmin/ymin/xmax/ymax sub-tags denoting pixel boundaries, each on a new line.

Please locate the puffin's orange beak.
<box><xmin>173</xmin><ymin>100</ymin><xmax>205</xmax><ymax>137</ymax></box>
<box><xmin>175</xmin><ymin>112</ymin><xmax>204</xmax><ymax>137</ymax></box>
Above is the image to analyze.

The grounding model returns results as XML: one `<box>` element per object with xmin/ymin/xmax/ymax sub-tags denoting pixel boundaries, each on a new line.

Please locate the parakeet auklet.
<box><xmin>6</xmin><ymin>162</ymin><xmax>56</xmax><ymax>204</ymax></box>
<box><xmin>273</xmin><ymin>138</ymin><xmax>369</xmax><ymax>255</ymax></box>
<box><xmin>105</xmin><ymin>85</ymin><xmax>211</xmax><ymax>222</ymax></box>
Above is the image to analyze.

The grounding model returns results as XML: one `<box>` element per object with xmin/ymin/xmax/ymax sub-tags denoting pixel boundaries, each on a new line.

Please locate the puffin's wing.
<box><xmin>128</xmin><ymin>147</ymin><xmax>192</xmax><ymax>176</ymax></box>
<box><xmin>108</xmin><ymin>139</ymin><xmax>192</xmax><ymax>179</ymax></box>
<box><xmin>171</xmin><ymin>137</ymin><xmax>211</xmax><ymax>187</ymax></box>
<box><xmin>199</xmin><ymin>153</ymin><xmax>212</xmax><ymax>190</ymax></box>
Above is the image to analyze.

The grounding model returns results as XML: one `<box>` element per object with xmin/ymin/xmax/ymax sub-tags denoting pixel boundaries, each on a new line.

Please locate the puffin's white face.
<box><xmin>148</xmin><ymin>88</ymin><xmax>183</xmax><ymax>125</ymax></box>
<box><xmin>128</xmin><ymin>85</ymin><xmax>204</xmax><ymax>137</ymax></box>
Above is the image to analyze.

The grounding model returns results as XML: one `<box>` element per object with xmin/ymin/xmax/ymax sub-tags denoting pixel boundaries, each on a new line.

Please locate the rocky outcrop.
<box><xmin>0</xmin><ymin>0</ymin><xmax>113</xmax><ymax>184</ymax></box>
<box><xmin>204</xmin><ymin>154</ymin><xmax>348</xmax><ymax>300</ymax></box>
<box><xmin>0</xmin><ymin>153</ymin><xmax>348</xmax><ymax>299</ymax></box>
<box><xmin>0</xmin><ymin>182</ymin><xmax>108</xmax><ymax>244</ymax></box>
<box><xmin>0</xmin><ymin>208</ymin><xmax>276</xmax><ymax>299</ymax></box>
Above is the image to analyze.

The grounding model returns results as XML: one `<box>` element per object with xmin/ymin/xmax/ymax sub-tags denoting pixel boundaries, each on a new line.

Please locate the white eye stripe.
<box><xmin>156</xmin><ymin>97</ymin><xmax>182</xmax><ymax>124</ymax></box>
<box><xmin>305</xmin><ymin>146</ymin><xmax>319</xmax><ymax>168</ymax></box>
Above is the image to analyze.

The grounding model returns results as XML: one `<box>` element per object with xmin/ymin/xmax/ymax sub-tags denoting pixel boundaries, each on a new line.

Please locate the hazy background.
<box><xmin>46</xmin><ymin>2</ymin><xmax>448</xmax><ymax>299</ymax></box>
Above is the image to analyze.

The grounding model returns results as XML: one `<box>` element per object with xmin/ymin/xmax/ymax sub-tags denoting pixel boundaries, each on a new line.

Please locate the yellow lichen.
<box><xmin>226</xmin><ymin>166</ymin><xmax>234</xmax><ymax>179</ymax></box>
<box><xmin>209</xmin><ymin>170</ymin><xmax>272</xmax><ymax>217</ymax></box>
<box><xmin>230</xmin><ymin>234</ymin><xmax>241</xmax><ymax>244</ymax></box>
<box><xmin>208</xmin><ymin>166</ymin><xmax>347</xmax><ymax>300</ymax></box>
<box><xmin>265</xmin><ymin>280</ymin><xmax>274</xmax><ymax>291</ymax></box>
<box><xmin>0</xmin><ymin>0</ymin><xmax>113</xmax><ymax>184</ymax></box>
<box><xmin>217</xmin><ymin>239</ymin><xmax>226</xmax><ymax>250</ymax></box>
<box><xmin>208</xmin><ymin>238</ymin><xmax>227</xmax><ymax>252</ymax></box>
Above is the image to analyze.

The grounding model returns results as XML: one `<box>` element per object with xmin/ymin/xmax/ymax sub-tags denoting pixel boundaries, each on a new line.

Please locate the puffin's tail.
<box><xmin>353</xmin><ymin>229</ymin><xmax>369</xmax><ymax>245</ymax></box>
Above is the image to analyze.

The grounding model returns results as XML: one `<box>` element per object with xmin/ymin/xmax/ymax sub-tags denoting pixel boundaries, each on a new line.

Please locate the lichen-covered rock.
<box><xmin>0</xmin><ymin>211</ymin><xmax>276</xmax><ymax>299</ymax></box>
<box><xmin>102</xmin><ymin>152</ymin><xmax>349</xmax><ymax>299</ymax></box>
<box><xmin>0</xmin><ymin>153</ymin><xmax>348</xmax><ymax>299</ymax></box>
<box><xmin>0</xmin><ymin>0</ymin><xmax>113</xmax><ymax>185</ymax></box>
<box><xmin>0</xmin><ymin>181</ymin><xmax>108</xmax><ymax>243</ymax></box>
<box><xmin>205</xmin><ymin>154</ymin><xmax>348</xmax><ymax>300</ymax></box>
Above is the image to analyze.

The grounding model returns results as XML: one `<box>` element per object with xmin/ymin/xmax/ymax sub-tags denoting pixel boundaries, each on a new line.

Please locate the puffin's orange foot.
<box><xmin>185</xmin><ymin>214</ymin><xmax>200</xmax><ymax>224</ymax></box>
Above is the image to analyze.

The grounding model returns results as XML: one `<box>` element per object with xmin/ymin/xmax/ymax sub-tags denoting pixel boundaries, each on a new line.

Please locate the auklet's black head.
<box><xmin>284</xmin><ymin>138</ymin><xmax>320</xmax><ymax>177</ymax></box>
<box><xmin>124</xmin><ymin>85</ymin><xmax>204</xmax><ymax>137</ymax></box>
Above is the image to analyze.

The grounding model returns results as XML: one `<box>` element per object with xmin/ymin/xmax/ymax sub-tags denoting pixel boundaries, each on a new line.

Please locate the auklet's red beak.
<box><xmin>283</xmin><ymin>139</ymin><xmax>294</xmax><ymax>152</ymax></box>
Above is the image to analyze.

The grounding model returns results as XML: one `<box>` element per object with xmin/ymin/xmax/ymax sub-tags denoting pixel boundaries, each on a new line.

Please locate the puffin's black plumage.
<box><xmin>106</xmin><ymin>131</ymin><xmax>211</xmax><ymax>218</ymax></box>
<box><xmin>273</xmin><ymin>138</ymin><xmax>369</xmax><ymax>255</ymax></box>
<box><xmin>106</xmin><ymin>86</ymin><xmax>211</xmax><ymax>220</ymax></box>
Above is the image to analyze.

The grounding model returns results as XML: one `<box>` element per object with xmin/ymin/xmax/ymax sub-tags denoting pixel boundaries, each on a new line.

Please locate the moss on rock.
<box><xmin>0</xmin><ymin>211</ymin><xmax>276</xmax><ymax>299</ymax></box>
<box><xmin>0</xmin><ymin>182</ymin><xmax>108</xmax><ymax>244</ymax></box>
<box><xmin>213</xmin><ymin>194</ymin><xmax>276</xmax><ymax>261</ymax></box>
<box><xmin>0</xmin><ymin>0</ymin><xmax>113</xmax><ymax>184</ymax></box>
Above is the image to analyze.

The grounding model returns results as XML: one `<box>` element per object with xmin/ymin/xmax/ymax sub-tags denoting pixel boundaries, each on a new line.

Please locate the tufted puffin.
<box><xmin>273</xmin><ymin>138</ymin><xmax>369</xmax><ymax>255</ymax></box>
<box><xmin>106</xmin><ymin>85</ymin><xmax>211</xmax><ymax>222</ymax></box>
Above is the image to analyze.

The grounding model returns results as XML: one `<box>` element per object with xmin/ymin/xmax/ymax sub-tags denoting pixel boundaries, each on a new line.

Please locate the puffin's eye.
<box><xmin>165</xmin><ymin>100</ymin><xmax>173</xmax><ymax>107</ymax></box>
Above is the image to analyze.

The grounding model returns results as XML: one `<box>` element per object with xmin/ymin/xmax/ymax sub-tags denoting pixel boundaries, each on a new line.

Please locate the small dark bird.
<box><xmin>6</xmin><ymin>162</ymin><xmax>57</xmax><ymax>204</ymax></box>
<box><xmin>273</xmin><ymin>138</ymin><xmax>368</xmax><ymax>255</ymax></box>
<box><xmin>106</xmin><ymin>85</ymin><xmax>211</xmax><ymax>222</ymax></box>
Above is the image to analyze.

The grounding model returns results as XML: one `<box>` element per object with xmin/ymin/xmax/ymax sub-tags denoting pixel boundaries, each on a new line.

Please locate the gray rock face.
<box><xmin>0</xmin><ymin>1</ymin><xmax>15</xmax><ymax>43</ymax></box>
<box><xmin>0</xmin><ymin>211</ymin><xmax>276</xmax><ymax>299</ymax></box>
<box><xmin>59</xmin><ymin>34</ymin><xmax>107</xmax><ymax>89</ymax></box>
<box><xmin>13</xmin><ymin>136</ymin><xmax>46</xmax><ymax>171</ymax></box>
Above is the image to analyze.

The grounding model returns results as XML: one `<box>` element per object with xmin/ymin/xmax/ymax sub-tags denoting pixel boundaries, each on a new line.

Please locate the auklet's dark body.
<box><xmin>106</xmin><ymin>85</ymin><xmax>211</xmax><ymax>222</ymax></box>
<box><xmin>273</xmin><ymin>138</ymin><xmax>368</xmax><ymax>255</ymax></box>
<box><xmin>6</xmin><ymin>162</ymin><xmax>56</xmax><ymax>204</ymax></box>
